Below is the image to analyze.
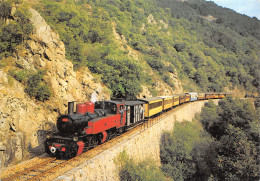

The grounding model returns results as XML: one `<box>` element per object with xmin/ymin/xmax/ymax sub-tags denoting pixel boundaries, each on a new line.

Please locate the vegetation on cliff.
<box><xmin>9</xmin><ymin>69</ymin><xmax>52</xmax><ymax>101</ymax></box>
<box><xmin>1</xmin><ymin>0</ymin><xmax>259</xmax><ymax>98</ymax></box>
<box><xmin>160</xmin><ymin>98</ymin><xmax>260</xmax><ymax>180</ymax></box>
<box><xmin>31</xmin><ymin>0</ymin><xmax>259</xmax><ymax>97</ymax></box>
<box><xmin>0</xmin><ymin>0</ymin><xmax>52</xmax><ymax>101</ymax></box>
<box><xmin>0</xmin><ymin>1</ymin><xmax>33</xmax><ymax>58</ymax></box>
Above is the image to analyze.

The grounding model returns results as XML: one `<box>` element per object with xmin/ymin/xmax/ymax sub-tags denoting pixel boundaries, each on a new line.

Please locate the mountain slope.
<box><xmin>35</xmin><ymin>0</ymin><xmax>259</xmax><ymax>97</ymax></box>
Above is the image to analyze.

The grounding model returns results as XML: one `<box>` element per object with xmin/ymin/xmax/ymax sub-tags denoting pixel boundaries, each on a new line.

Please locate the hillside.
<box><xmin>0</xmin><ymin>0</ymin><xmax>259</xmax><ymax>167</ymax></box>
<box><xmin>34</xmin><ymin>0</ymin><xmax>260</xmax><ymax>97</ymax></box>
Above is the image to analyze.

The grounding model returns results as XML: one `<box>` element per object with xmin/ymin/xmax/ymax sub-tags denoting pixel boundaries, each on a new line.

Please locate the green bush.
<box><xmin>160</xmin><ymin>120</ymin><xmax>213</xmax><ymax>180</ymax></box>
<box><xmin>0</xmin><ymin>1</ymin><xmax>12</xmax><ymax>21</ymax></box>
<box><xmin>9</xmin><ymin>69</ymin><xmax>29</xmax><ymax>84</ymax></box>
<box><xmin>199</xmin><ymin>98</ymin><xmax>260</xmax><ymax>180</ymax></box>
<box><xmin>10</xmin><ymin>69</ymin><xmax>52</xmax><ymax>101</ymax></box>
<box><xmin>25</xmin><ymin>71</ymin><xmax>52</xmax><ymax>101</ymax></box>
<box><xmin>163</xmin><ymin>74</ymin><xmax>175</xmax><ymax>88</ymax></box>
<box><xmin>0</xmin><ymin>1</ymin><xmax>33</xmax><ymax>57</ymax></box>
<box><xmin>116</xmin><ymin>151</ymin><xmax>165</xmax><ymax>181</ymax></box>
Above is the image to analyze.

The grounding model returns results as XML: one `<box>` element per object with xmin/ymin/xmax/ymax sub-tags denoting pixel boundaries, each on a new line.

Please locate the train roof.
<box><xmin>172</xmin><ymin>94</ymin><xmax>180</xmax><ymax>97</ymax></box>
<box><xmin>174</xmin><ymin>94</ymin><xmax>185</xmax><ymax>96</ymax></box>
<box><xmin>138</xmin><ymin>97</ymin><xmax>162</xmax><ymax>103</ymax></box>
<box><xmin>125</xmin><ymin>101</ymin><xmax>145</xmax><ymax>106</ymax></box>
<box><xmin>158</xmin><ymin>96</ymin><xmax>173</xmax><ymax>99</ymax></box>
<box><xmin>186</xmin><ymin>92</ymin><xmax>198</xmax><ymax>95</ymax></box>
<box><xmin>97</xmin><ymin>100</ymin><xmax>123</xmax><ymax>105</ymax></box>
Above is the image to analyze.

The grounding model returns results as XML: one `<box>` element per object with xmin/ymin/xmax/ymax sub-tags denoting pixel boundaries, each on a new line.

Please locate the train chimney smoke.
<box><xmin>91</xmin><ymin>91</ymin><xmax>97</xmax><ymax>103</ymax></box>
<box><xmin>68</xmin><ymin>102</ymin><xmax>74</xmax><ymax>115</ymax></box>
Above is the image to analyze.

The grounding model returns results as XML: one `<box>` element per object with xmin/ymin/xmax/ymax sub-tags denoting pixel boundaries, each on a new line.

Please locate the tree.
<box><xmin>0</xmin><ymin>1</ymin><xmax>12</xmax><ymax>22</ymax></box>
<box><xmin>199</xmin><ymin>97</ymin><xmax>260</xmax><ymax>180</ymax></box>
<box><xmin>212</xmin><ymin>125</ymin><xmax>259</xmax><ymax>180</ymax></box>
<box><xmin>160</xmin><ymin>121</ymin><xmax>211</xmax><ymax>180</ymax></box>
<box><xmin>116</xmin><ymin>151</ymin><xmax>165</xmax><ymax>181</ymax></box>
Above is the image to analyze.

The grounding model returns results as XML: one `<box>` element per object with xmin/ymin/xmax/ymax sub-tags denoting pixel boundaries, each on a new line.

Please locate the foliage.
<box><xmin>201</xmin><ymin>98</ymin><xmax>259</xmax><ymax>140</ymax></box>
<box><xmin>37</xmin><ymin>0</ymin><xmax>144</xmax><ymax>97</ymax></box>
<box><xmin>10</xmin><ymin>69</ymin><xmax>52</xmax><ymax>101</ymax></box>
<box><xmin>160</xmin><ymin>98</ymin><xmax>259</xmax><ymax>180</ymax></box>
<box><xmin>212</xmin><ymin>125</ymin><xmax>259</xmax><ymax>180</ymax></box>
<box><xmin>0</xmin><ymin>1</ymin><xmax>12</xmax><ymax>22</ymax></box>
<box><xmin>200</xmin><ymin>98</ymin><xmax>260</xmax><ymax>180</ymax></box>
<box><xmin>160</xmin><ymin>120</ymin><xmax>213</xmax><ymax>180</ymax></box>
<box><xmin>116</xmin><ymin>150</ymin><xmax>165</xmax><ymax>181</ymax></box>
<box><xmin>35</xmin><ymin>0</ymin><xmax>259</xmax><ymax>96</ymax></box>
<box><xmin>0</xmin><ymin>1</ymin><xmax>33</xmax><ymax>59</ymax></box>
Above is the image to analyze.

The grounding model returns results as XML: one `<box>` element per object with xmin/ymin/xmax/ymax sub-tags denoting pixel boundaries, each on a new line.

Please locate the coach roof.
<box><xmin>125</xmin><ymin>101</ymin><xmax>145</xmax><ymax>106</ymax></box>
<box><xmin>138</xmin><ymin>97</ymin><xmax>162</xmax><ymax>103</ymax></box>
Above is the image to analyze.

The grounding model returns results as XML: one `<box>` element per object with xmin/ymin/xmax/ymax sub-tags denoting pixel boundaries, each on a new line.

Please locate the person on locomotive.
<box><xmin>119</xmin><ymin>105</ymin><xmax>124</xmax><ymax>124</ymax></box>
<box><xmin>140</xmin><ymin>105</ymin><xmax>143</xmax><ymax>119</ymax></box>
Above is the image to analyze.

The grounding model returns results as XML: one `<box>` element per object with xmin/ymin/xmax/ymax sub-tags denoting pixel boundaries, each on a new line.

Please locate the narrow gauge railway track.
<box><xmin>2</xmin><ymin>105</ymin><xmax>179</xmax><ymax>181</ymax></box>
<box><xmin>2</xmin><ymin>158</ymin><xmax>66</xmax><ymax>181</ymax></box>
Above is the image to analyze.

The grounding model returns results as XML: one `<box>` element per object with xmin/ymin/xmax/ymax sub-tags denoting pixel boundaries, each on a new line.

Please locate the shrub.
<box><xmin>0</xmin><ymin>1</ymin><xmax>33</xmax><ymax>57</ymax></box>
<box><xmin>25</xmin><ymin>71</ymin><xmax>52</xmax><ymax>101</ymax></box>
<box><xmin>163</xmin><ymin>74</ymin><xmax>175</xmax><ymax>89</ymax></box>
<box><xmin>160</xmin><ymin>120</ymin><xmax>213</xmax><ymax>180</ymax></box>
<box><xmin>116</xmin><ymin>151</ymin><xmax>165</xmax><ymax>181</ymax></box>
<box><xmin>9</xmin><ymin>69</ymin><xmax>29</xmax><ymax>83</ymax></box>
<box><xmin>10</xmin><ymin>69</ymin><xmax>52</xmax><ymax>101</ymax></box>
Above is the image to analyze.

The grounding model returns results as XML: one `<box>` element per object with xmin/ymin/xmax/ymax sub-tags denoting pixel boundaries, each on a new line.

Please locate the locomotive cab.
<box><xmin>94</xmin><ymin>101</ymin><xmax>118</xmax><ymax>114</ymax></box>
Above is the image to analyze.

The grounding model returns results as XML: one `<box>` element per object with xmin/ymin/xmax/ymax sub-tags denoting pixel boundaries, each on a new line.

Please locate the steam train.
<box><xmin>45</xmin><ymin>92</ymin><xmax>231</xmax><ymax>159</ymax></box>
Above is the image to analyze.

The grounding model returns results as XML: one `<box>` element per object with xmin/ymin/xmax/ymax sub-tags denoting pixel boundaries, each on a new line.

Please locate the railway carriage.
<box><xmin>213</xmin><ymin>93</ymin><xmax>219</xmax><ymax>99</ymax></box>
<box><xmin>205</xmin><ymin>93</ymin><xmax>215</xmax><ymax>99</ymax></box>
<box><xmin>176</xmin><ymin>94</ymin><xmax>186</xmax><ymax>104</ymax></box>
<box><xmin>138</xmin><ymin>97</ymin><xmax>163</xmax><ymax>118</ymax></box>
<box><xmin>198</xmin><ymin>93</ymin><xmax>206</xmax><ymax>100</ymax></box>
<box><xmin>188</xmin><ymin>92</ymin><xmax>198</xmax><ymax>102</ymax></box>
<box><xmin>184</xmin><ymin>93</ymin><xmax>191</xmax><ymax>102</ymax></box>
<box><xmin>158</xmin><ymin>96</ymin><xmax>174</xmax><ymax>111</ymax></box>
<box><xmin>125</xmin><ymin>101</ymin><xmax>145</xmax><ymax>127</ymax></box>
<box><xmin>173</xmin><ymin>95</ymin><xmax>180</xmax><ymax>106</ymax></box>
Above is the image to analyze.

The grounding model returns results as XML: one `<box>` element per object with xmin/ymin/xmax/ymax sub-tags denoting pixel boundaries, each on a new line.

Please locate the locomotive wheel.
<box><xmin>56</xmin><ymin>148</ymin><xmax>77</xmax><ymax>159</ymax></box>
<box><xmin>88</xmin><ymin>136</ymin><xmax>98</xmax><ymax>148</ymax></box>
<box><xmin>91</xmin><ymin>137</ymin><xmax>98</xmax><ymax>147</ymax></box>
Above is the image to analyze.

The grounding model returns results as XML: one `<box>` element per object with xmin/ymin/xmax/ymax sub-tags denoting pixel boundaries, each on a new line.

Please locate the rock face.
<box><xmin>0</xmin><ymin>9</ymin><xmax>110</xmax><ymax>168</ymax></box>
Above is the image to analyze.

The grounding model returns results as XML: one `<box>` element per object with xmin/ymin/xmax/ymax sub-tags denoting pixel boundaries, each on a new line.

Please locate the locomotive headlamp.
<box><xmin>73</xmin><ymin>136</ymin><xmax>78</xmax><ymax>142</ymax></box>
<box><xmin>50</xmin><ymin>146</ymin><xmax>56</xmax><ymax>153</ymax></box>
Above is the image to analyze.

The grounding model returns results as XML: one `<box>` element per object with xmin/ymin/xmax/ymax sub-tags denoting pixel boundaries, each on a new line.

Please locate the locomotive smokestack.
<box><xmin>68</xmin><ymin>102</ymin><xmax>74</xmax><ymax>115</ymax></box>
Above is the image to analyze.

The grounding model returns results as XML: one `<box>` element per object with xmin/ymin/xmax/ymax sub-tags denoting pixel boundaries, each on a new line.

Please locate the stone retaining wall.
<box><xmin>55</xmin><ymin>100</ymin><xmax>219</xmax><ymax>181</ymax></box>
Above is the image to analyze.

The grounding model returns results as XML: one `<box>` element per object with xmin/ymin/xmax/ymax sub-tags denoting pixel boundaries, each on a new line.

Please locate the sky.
<box><xmin>207</xmin><ymin>0</ymin><xmax>260</xmax><ymax>19</ymax></box>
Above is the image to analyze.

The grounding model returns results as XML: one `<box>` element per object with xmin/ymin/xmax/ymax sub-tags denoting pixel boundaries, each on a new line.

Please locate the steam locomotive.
<box><xmin>45</xmin><ymin>92</ymin><xmax>231</xmax><ymax>158</ymax></box>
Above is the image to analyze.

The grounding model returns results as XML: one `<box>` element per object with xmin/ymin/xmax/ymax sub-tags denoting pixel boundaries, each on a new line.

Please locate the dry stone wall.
<box><xmin>55</xmin><ymin>100</ymin><xmax>219</xmax><ymax>181</ymax></box>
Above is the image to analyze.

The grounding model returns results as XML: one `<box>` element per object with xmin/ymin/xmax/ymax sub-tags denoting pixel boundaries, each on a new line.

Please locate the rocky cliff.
<box><xmin>0</xmin><ymin>8</ymin><xmax>110</xmax><ymax>167</ymax></box>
